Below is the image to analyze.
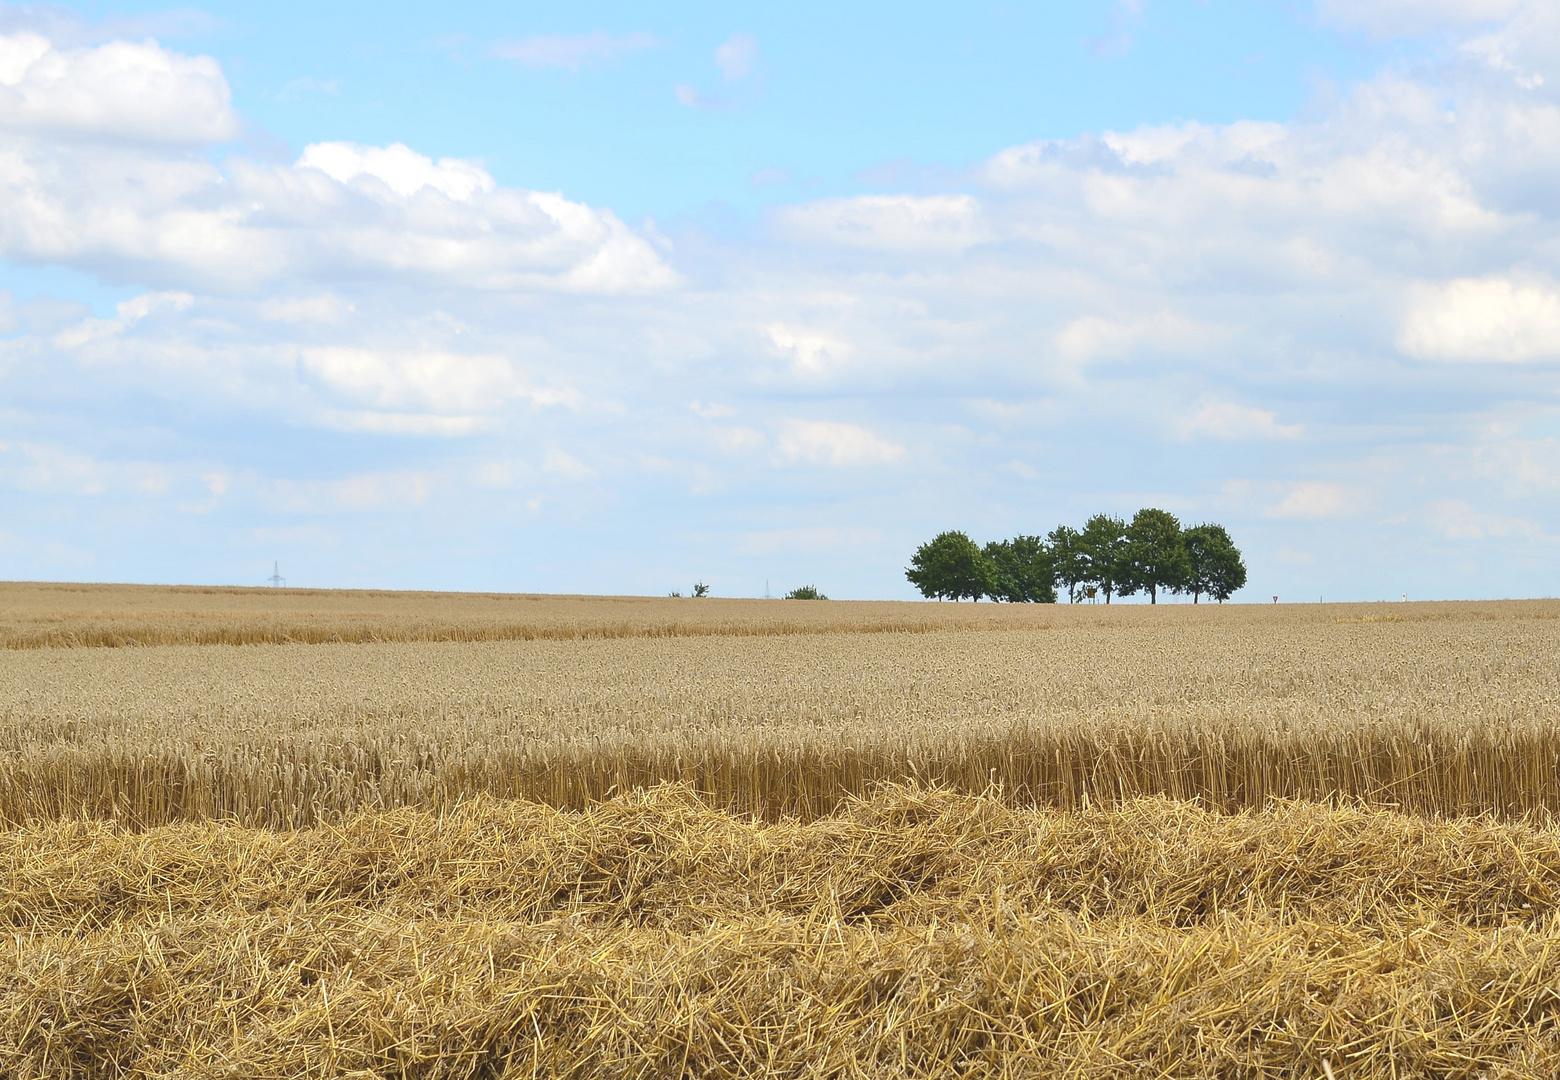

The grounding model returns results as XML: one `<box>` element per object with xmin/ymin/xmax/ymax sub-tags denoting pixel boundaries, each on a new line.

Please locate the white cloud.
<box><xmin>0</xmin><ymin>133</ymin><xmax>676</xmax><ymax>293</ymax></box>
<box><xmin>1425</xmin><ymin>498</ymin><xmax>1541</xmax><ymax>539</ymax></box>
<box><xmin>673</xmin><ymin>83</ymin><xmax>724</xmax><ymax>110</ymax></box>
<box><xmin>714</xmin><ymin>33</ymin><xmax>757</xmax><ymax>81</ymax></box>
<box><xmin>1054</xmin><ymin>310</ymin><xmax>1226</xmax><ymax>364</ymax></box>
<box><xmin>765</xmin><ymin>324</ymin><xmax>855</xmax><ymax>372</ymax></box>
<box><xmin>981</xmin><ymin>111</ymin><xmax>1506</xmax><ymax>274</ymax></box>
<box><xmin>0</xmin><ymin>32</ymin><xmax>236</xmax><ymax>142</ymax></box>
<box><xmin>51</xmin><ymin>291</ymin><xmax>192</xmax><ymax>349</ymax></box>
<box><xmin>712</xmin><ymin>426</ymin><xmax>765</xmax><ymax>453</ymax></box>
<box><xmin>259</xmin><ymin>294</ymin><xmax>354</xmax><ymax>324</ymax></box>
<box><xmin>319</xmin><ymin>411</ymin><xmax>485</xmax><ymax>437</ymax></box>
<box><xmin>0</xmin><ymin>34</ymin><xmax>674</xmax><ymax>295</ymax></box>
<box><xmin>1467</xmin><ymin>438</ymin><xmax>1560</xmax><ymax>494</ymax></box>
<box><xmin>674</xmin><ymin>32</ymin><xmax>758</xmax><ymax>109</ymax></box>
<box><xmin>542</xmin><ymin>448</ymin><xmax>594</xmax><ymax>480</ymax></box>
<box><xmin>494</xmin><ymin>31</ymin><xmax>658</xmax><ymax>71</ymax></box>
<box><xmin>1179</xmin><ymin>400</ymin><xmax>1303</xmax><ymax>441</ymax></box>
<box><xmin>1268</xmin><ymin>482</ymin><xmax>1361</xmax><ymax>519</ymax></box>
<box><xmin>1399</xmin><ymin>276</ymin><xmax>1560</xmax><ymax>362</ymax></box>
<box><xmin>1314</xmin><ymin>0</ymin><xmax>1528</xmax><ymax>37</ymax></box>
<box><xmin>298</xmin><ymin>347</ymin><xmax>562</xmax><ymax>415</ymax></box>
<box><xmin>774</xmin><ymin>420</ymin><xmax>905</xmax><ymax>467</ymax></box>
<box><xmin>689</xmin><ymin>400</ymin><xmax>737</xmax><ymax>419</ymax></box>
<box><xmin>0</xmin><ymin>439</ymin><xmax>168</xmax><ymax>496</ymax></box>
<box><xmin>749</xmin><ymin>166</ymin><xmax>790</xmax><ymax>188</ymax></box>
<box><xmin>775</xmin><ymin>195</ymin><xmax>992</xmax><ymax>252</ymax></box>
<box><xmin>296</xmin><ymin>142</ymin><xmax>496</xmax><ymax>201</ymax></box>
<box><xmin>265</xmin><ymin>470</ymin><xmax>434</xmax><ymax>514</ymax></box>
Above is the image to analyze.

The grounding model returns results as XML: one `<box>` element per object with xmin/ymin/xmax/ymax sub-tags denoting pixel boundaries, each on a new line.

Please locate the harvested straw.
<box><xmin>4</xmin><ymin>785</ymin><xmax>1560</xmax><ymax>1078</ymax></box>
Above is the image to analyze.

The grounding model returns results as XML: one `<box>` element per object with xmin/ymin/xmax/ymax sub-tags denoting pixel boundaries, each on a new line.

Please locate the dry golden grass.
<box><xmin>5</xmin><ymin>785</ymin><xmax>1560</xmax><ymax>1078</ymax></box>
<box><xmin>0</xmin><ymin>581</ymin><xmax>1062</xmax><ymax>648</ymax></box>
<box><xmin>0</xmin><ymin>591</ymin><xmax>1558</xmax><ymax>823</ymax></box>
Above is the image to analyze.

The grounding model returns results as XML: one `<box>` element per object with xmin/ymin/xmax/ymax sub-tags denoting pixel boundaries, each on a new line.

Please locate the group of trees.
<box><xmin>906</xmin><ymin>509</ymin><xmax>1247</xmax><ymax>604</ymax></box>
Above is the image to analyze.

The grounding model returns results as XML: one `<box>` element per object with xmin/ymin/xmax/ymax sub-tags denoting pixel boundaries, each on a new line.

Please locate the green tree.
<box><xmin>982</xmin><ymin>536</ymin><xmax>1057</xmax><ymax>603</ymax></box>
<box><xmin>1183</xmin><ymin>523</ymin><xmax>1247</xmax><ymax>603</ymax></box>
<box><xmin>1124</xmin><ymin>508</ymin><xmax>1189</xmax><ymax>604</ymax></box>
<box><xmin>906</xmin><ymin>531</ymin><xmax>994</xmax><ymax>601</ymax></box>
<box><xmin>1078</xmin><ymin>513</ymin><xmax>1129</xmax><ymax>603</ymax></box>
<box><xmin>1046</xmin><ymin>524</ymin><xmax>1088</xmax><ymax>603</ymax></box>
<box><xmin>783</xmin><ymin>585</ymin><xmax>828</xmax><ymax>599</ymax></box>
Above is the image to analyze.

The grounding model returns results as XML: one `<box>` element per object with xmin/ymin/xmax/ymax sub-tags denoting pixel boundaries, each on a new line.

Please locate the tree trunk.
<box><xmin>1150</xmin><ymin>584</ymin><xmax>1157</xmax><ymax>604</ymax></box>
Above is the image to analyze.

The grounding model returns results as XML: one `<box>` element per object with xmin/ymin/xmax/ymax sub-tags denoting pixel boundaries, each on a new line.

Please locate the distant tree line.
<box><xmin>906</xmin><ymin>509</ymin><xmax>1247</xmax><ymax>604</ymax></box>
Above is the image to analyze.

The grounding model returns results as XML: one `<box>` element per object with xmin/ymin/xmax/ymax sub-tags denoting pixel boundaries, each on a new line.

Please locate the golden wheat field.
<box><xmin>4</xmin><ymin>582</ymin><xmax>1560</xmax><ymax>1077</ymax></box>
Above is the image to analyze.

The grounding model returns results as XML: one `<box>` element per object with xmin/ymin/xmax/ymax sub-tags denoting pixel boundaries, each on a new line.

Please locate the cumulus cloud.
<box><xmin>1425</xmin><ymin>498</ymin><xmax>1541</xmax><ymax>539</ymax></box>
<box><xmin>50</xmin><ymin>291</ymin><xmax>192</xmax><ymax>349</ymax></box>
<box><xmin>674</xmin><ymin>32</ymin><xmax>758</xmax><ymax>108</ymax></box>
<box><xmin>775</xmin><ymin>195</ymin><xmax>992</xmax><ymax>252</ymax></box>
<box><xmin>0</xmin><ymin>32</ymin><xmax>236</xmax><ymax>142</ymax></box>
<box><xmin>320</xmin><ymin>412</ymin><xmax>485</xmax><ymax>437</ymax></box>
<box><xmin>0</xmin><ymin>439</ymin><xmax>168</xmax><ymax>496</ymax></box>
<box><xmin>773</xmin><ymin>420</ymin><xmax>905</xmax><ymax>467</ymax></box>
<box><xmin>765</xmin><ymin>324</ymin><xmax>854</xmax><ymax>373</ymax></box>
<box><xmin>1399</xmin><ymin>276</ymin><xmax>1560</xmax><ymax>361</ymax></box>
<box><xmin>296</xmin><ymin>142</ymin><xmax>496</xmax><ymax>201</ymax></box>
<box><xmin>1054</xmin><ymin>311</ymin><xmax>1227</xmax><ymax>364</ymax></box>
<box><xmin>265</xmin><ymin>469</ymin><xmax>434</xmax><ymax>514</ymax></box>
<box><xmin>1179</xmin><ymin>400</ymin><xmax>1303</xmax><ymax>441</ymax></box>
<box><xmin>1269</xmin><ymin>482</ymin><xmax>1362</xmax><ymax>519</ymax></box>
<box><xmin>0</xmin><ymin>134</ymin><xmax>676</xmax><ymax>293</ymax></box>
<box><xmin>0</xmin><ymin>32</ymin><xmax>674</xmax><ymax>294</ymax></box>
<box><xmin>493</xmin><ymin>31</ymin><xmax>659</xmax><ymax>71</ymax></box>
<box><xmin>259</xmin><ymin>294</ymin><xmax>354</xmax><ymax>324</ymax></box>
<box><xmin>1314</xmin><ymin>0</ymin><xmax>1528</xmax><ymax>37</ymax></box>
<box><xmin>298</xmin><ymin>347</ymin><xmax>534</xmax><ymax>414</ymax></box>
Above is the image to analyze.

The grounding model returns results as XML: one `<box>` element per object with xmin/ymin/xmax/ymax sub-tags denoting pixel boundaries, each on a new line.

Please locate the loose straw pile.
<box><xmin>4</xmin><ymin>784</ymin><xmax>1560</xmax><ymax>1078</ymax></box>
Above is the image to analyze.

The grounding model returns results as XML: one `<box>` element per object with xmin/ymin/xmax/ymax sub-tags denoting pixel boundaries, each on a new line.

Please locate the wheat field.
<box><xmin>1</xmin><ymin>587</ymin><xmax>1558</xmax><ymax>825</ymax></box>
<box><xmin>3</xmin><ymin>583</ymin><xmax>1560</xmax><ymax>1077</ymax></box>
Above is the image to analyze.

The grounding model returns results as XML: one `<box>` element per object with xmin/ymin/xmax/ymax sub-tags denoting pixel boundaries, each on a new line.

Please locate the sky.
<box><xmin>0</xmin><ymin>0</ymin><xmax>1558</xmax><ymax>601</ymax></box>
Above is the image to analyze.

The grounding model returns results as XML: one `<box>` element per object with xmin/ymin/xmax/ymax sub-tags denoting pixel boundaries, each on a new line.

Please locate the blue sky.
<box><xmin>1</xmin><ymin>0</ymin><xmax>1558</xmax><ymax>600</ymax></box>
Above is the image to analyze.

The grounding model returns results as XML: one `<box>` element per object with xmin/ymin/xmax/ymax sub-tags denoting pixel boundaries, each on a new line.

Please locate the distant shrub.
<box><xmin>784</xmin><ymin>585</ymin><xmax>828</xmax><ymax>600</ymax></box>
<box><xmin>692</xmin><ymin>582</ymin><xmax>711</xmax><ymax>598</ymax></box>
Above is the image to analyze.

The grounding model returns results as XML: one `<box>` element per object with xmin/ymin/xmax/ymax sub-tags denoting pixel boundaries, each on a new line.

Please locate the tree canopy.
<box><xmin>982</xmin><ymin>536</ymin><xmax>1057</xmax><ymax>603</ymax></box>
<box><xmin>1184</xmin><ymin>523</ymin><xmax>1247</xmax><ymax>603</ymax></box>
<box><xmin>1078</xmin><ymin>513</ymin><xmax>1129</xmax><ymax>603</ymax></box>
<box><xmin>1046</xmin><ymin>524</ymin><xmax>1088</xmax><ymax>604</ymax></box>
<box><xmin>908</xmin><ymin>512</ymin><xmax>1246</xmax><ymax>604</ymax></box>
<box><xmin>905</xmin><ymin>531</ymin><xmax>994</xmax><ymax>601</ymax></box>
<box><xmin>1123</xmin><ymin>508</ymin><xmax>1190</xmax><ymax>605</ymax></box>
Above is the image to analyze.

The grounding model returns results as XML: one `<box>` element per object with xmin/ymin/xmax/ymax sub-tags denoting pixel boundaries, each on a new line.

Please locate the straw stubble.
<box><xmin>5</xmin><ymin>787</ymin><xmax>1560</xmax><ymax>1078</ymax></box>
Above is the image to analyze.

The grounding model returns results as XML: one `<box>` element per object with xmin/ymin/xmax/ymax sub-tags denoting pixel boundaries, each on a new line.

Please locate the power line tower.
<box><xmin>267</xmin><ymin>561</ymin><xmax>286</xmax><ymax>588</ymax></box>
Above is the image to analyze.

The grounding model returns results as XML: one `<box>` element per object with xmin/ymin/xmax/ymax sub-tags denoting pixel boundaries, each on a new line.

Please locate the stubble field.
<box><xmin>2</xmin><ymin>583</ymin><xmax>1560</xmax><ymax>1077</ymax></box>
